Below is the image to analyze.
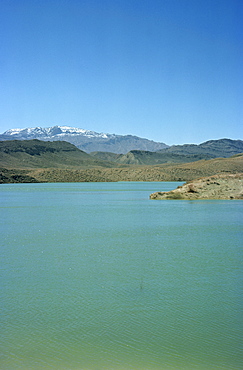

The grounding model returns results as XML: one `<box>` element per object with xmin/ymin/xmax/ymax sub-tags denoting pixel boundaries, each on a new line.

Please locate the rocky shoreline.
<box><xmin>150</xmin><ymin>173</ymin><xmax>243</xmax><ymax>200</ymax></box>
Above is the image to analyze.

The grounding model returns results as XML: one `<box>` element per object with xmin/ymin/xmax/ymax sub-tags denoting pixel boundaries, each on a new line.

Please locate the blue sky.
<box><xmin>0</xmin><ymin>0</ymin><xmax>242</xmax><ymax>145</ymax></box>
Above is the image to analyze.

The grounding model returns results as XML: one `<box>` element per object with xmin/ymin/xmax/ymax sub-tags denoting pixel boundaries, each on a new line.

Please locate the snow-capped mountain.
<box><xmin>1</xmin><ymin>126</ymin><xmax>168</xmax><ymax>154</ymax></box>
<box><xmin>3</xmin><ymin>126</ymin><xmax>113</xmax><ymax>139</ymax></box>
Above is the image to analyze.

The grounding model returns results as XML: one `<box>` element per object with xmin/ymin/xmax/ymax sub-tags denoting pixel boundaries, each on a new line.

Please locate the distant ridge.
<box><xmin>91</xmin><ymin>139</ymin><xmax>243</xmax><ymax>165</ymax></box>
<box><xmin>0</xmin><ymin>125</ymin><xmax>168</xmax><ymax>154</ymax></box>
<box><xmin>157</xmin><ymin>138</ymin><xmax>243</xmax><ymax>158</ymax></box>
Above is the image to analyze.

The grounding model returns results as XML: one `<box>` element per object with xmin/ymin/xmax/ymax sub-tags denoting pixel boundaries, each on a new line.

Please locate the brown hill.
<box><xmin>0</xmin><ymin>139</ymin><xmax>115</xmax><ymax>169</ymax></box>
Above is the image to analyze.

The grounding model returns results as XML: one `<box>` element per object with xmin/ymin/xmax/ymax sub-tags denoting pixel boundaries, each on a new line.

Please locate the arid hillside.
<box><xmin>0</xmin><ymin>139</ymin><xmax>116</xmax><ymax>169</ymax></box>
<box><xmin>1</xmin><ymin>154</ymin><xmax>242</xmax><ymax>184</ymax></box>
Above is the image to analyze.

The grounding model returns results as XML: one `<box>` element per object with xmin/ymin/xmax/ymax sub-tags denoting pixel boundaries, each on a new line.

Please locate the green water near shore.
<box><xmin>1</xmin><ymin>182</ymin><xmax>242</xmax><ymax>369</ymax></box>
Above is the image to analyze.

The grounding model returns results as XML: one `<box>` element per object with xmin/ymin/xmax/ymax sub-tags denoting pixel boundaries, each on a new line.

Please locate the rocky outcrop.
<box><xmin>150</xmin><ymin>173</ymin><xmax>243</xmax><ymax>200</ymax></box>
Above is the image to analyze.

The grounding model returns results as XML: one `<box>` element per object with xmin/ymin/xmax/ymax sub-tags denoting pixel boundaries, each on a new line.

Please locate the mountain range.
<box><xmin>1</xmin><ymin>126</ymin><xmax>243</xmax><ymax>160</ymax></box>
<box><xmin>1</xmin><ymin>137</ymin><xmax>243</xmax><ymax>183</ymax></box>
<box><xmin>1</xmin><ymin>140</ymin><xmax>242</xmax><ymax>184</ymax></box>
<box><xmin>1</xmin><ymin>126</ymin><xmax>168</xmax><ymax>153</ymax></box>
<box><xmin>2</xmin><ymin>137</ymin><xmax>242</xmax><ymax>169</ymax></box>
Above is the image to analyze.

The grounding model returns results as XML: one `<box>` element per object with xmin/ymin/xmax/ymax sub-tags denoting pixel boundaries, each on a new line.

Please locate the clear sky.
<box><xmin>0</xmin><ymin>0</ymin><xmax>242</xmax><ymax>145</ymax></box>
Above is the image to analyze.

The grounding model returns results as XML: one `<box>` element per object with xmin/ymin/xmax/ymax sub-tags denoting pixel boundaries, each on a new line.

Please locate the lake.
<box><xmin>1</xmin><ymin>182</ymin><xmax>242</xmax><ymax>369</ymax></box>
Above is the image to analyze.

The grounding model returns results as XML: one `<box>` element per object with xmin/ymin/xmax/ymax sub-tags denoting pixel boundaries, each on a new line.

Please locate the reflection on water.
<box><xmin>1</xmin><ymin>182</ymin><xmax>243</xmax><ymax>369</ymax></box>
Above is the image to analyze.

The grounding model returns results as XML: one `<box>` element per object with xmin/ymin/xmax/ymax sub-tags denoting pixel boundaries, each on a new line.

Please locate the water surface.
<box><xmin>1</xmin><ymin>182</ymin><xmax>242</xmax><ymax>369</ymax></box>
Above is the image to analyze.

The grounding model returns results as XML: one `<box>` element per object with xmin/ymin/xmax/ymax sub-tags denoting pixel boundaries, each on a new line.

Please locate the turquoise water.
<box><xmin>1</xmin><ymin>182</ymin><xmax>242</xmax><ymax>370</ymax></box>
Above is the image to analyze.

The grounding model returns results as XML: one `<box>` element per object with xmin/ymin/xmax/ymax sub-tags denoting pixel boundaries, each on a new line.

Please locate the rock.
<box><xmin>150</xmin><ymin>173</ymin><xmax>243</xmax><ymax>200</ymax></box>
